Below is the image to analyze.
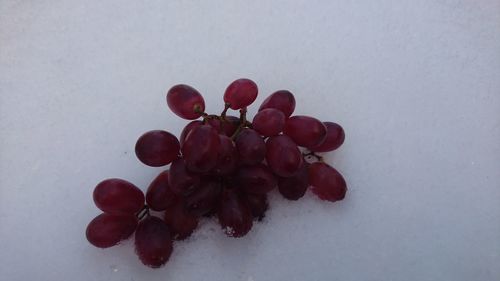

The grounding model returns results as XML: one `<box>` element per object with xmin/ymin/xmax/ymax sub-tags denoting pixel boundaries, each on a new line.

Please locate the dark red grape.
<box><xmin>184</xmin><ymin>178</ymin><xmax>221</xmax><ymax>216</ymax></box>
<box><xmin>283</xmin><ymin>116</ymin><xmax>327</xmax><ymax>147</ymax></box>
<box><xmin>223</xmin><ymin>78</ymin><xmax>258</xmax><ymax>110</ymax></box>
<box><xmin>259</xmin><ymin>90</ymin><xmax>296</xmax><ymax>117</ymax></box>
<box><xmin>135</xmin><ymin>216</ymin><xmax>173</xmax><ymax>268</ymax></box>
<box><xmin>207</xmin><ymin>115</ymin><xmax>240</xmax><ymax>137</ymax></box>
<box><xmin>135</xmin><ymin>130</ymin><xmax>180</xmax><ymax>167</ymax></box>
<box><xmin>167</xmin><ymin>84</ymin><xmax>205</xmax><ymax>120</ymax></box>
<box><xmin>168</xmin><ymin>158</ymin><xmax>200</xmax><ymax>195</ymax></box>
<box><xmin>310</xmin><ymin>122</ymin><xmax>345</xmax><ymax>152</ymax></box>
<box><xmin>244</xmin><ymin>193</ymin><xmax>268</xmax><ymax>220</ymax></box>
<box><xmin>86</xmin><ymin>213</ymin><xmax>138</xmax><ymax>248</ymax></box>
<box><xmin>252</xmin><ymin>108</ymin><xmax>286</xmax><ymax>137</ymax></box>
<box><xmin>217</xmin><ymin>189</ymin><xmax>253</xmax><ymax>238</ymax></box>
<box><xmin>235</xmin><ymin>128</ymin><xmax>266</xmax><ymax>165</ymax></box>
<box><xmin>278</xmin><ymin>162</ymin><xmax>309</xmax><ymax>200</ymax></box>
<box><xmin>213</xmin><ymin>135</ymin><xmax>238</xmax><ymax>175</ymax></box>
<box><xmin>181</xmin><ymin>125</ymin><xmax>220</xmax><ymax>173</ymax></box>
<box><xmin>265</xmin><ymin>135</ymin><xmax>303</xmax><ymax>177</ymax></box>
<box><xmin>309</xmin><ymin>162</ymin><xmax>347</xmax><ymax>202</ymax></box>
<box><xmin>93</xmin><ymin>179</ymin><xmax>144</xmax><ymax>215</ymax></box>
<box><xmin>164</xmin><ymin>198</ymin><xmax>199</xmax><ymax>240</ymax></box>
<box><xmin>146</xmin><ymin>170</ymin><xmax>177</xmax><ymax>211</ymax></box>
<box><xmin>179</xmin><ymin>120</ymin><xmax>202</xmax><ymax>147</ymax></box>
<box><xmin>234</xmin><ymin>164</ymin><xmax>277</xmax><ymax>194</ymax></box>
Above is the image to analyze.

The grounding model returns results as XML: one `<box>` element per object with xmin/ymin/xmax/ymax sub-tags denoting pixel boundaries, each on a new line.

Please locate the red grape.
<box><xmin>184</xmin><ymin>178</ymin><xmax>221</xmax><ymax>216</ymax></box>
<box><xmin>146</xmin><ymin>170</ymin><xmax>177</xmax><ymax>211</ymax></box>
<box><xmin>167</xmin><ymin>84</ymin><xmax>205</xmax><ymax>120</ymax></box>
<box><xmin>244</xmin><ymin>193</ymin><xmax>268</xmax><ymax>220</ymax></box>
<box><xmin>234</xmin><ymin>164</ymin><xmax>277</xmax><ymax>194</ymax></box>
<box><xmin>278</xmin><ymin>162</ymin><xmax>309</xmax><ymax>200</ymax></box>
<box><xmin>259</xmin><ymin>90</ymin><xmax>296</xmax><ymax>117</ymax></box>
<box><xmin>207</xmin><ymin>115</ymin><xmax>240</xmax><ymax>137</ymax></box>
<box><xmin>168</xmin><ymin>158</ymin><xmax>200</xmax><ymax>195</ymax></box>
<box><xmin>217</xmin><ymin>189</ymin><xmax>253</xmax><ymax>238</ymax></box>
<box><xmin>283</xmin><ymin>116</ymin><xmax>327</xmax><ymax>147</ymax></box>
<box><xmin>308</xmin><ymin>162</ymin><xmax>347</xmax><ymax>202</ymax></box>
<box><xmin>164</xmin><ymin>198</ymin><xmax>199</xmax><ymax>240</ymax></box>
<box><xmin>265</xmin><ymin>135</ymin><xmax>303</xmax><ymax>177</ymax></box>
<box><xmin>224</xmin><ymin>79</ymin><xmax>258</xmax><ymax>110</ymax></box>
<box><xmin>93</xmin><ymin>178</ymin><xmax>144</xmax><ymax>215</ymax></box>
<box><xmin>213</xmin><ymin>135</ymin><xmax>238</xmax><ymax>175</ymax></box>
<box><xmin>181</xmin><ymin>125</ymin><xmax>220</xmax><ymax>173</ymax></box>
<box><xmin>310</xmin><ymin>122</ymin><xmax>345</xmax><ymax>152</ymax></box>
<box><xmin>135</xmin><ymin>130</ymin><xmax>180</xmax><ymax>167</ymax></box>
<box><xmin>86</xmin><ymin>213</ymin><xmax>138</xmax><ymax>248</ymax></box>
<box><xmin>252</xmin><ymin>108</ymin><xmax>285</xmax><ymax>137</ymax></box>
<box><xmin>135</xmin><ymin>216</ymin><xmax>173</xmax><ymax>268</ymax></box>
<box><xmin>179</xmin><ymin>120</ymin><xmax>202</xmax><ymax>147</ymax></box>
<box><xmin>235</xmin><ymin>128</ymin><xmax>266</xmax><ymax>165</ymax></box>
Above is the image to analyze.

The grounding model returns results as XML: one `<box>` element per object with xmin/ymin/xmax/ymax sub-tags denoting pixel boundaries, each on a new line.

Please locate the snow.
<box><xmin>1</xmin><ymin>1</ymin><xmax>499</xmax><ymax>280</ymax></box>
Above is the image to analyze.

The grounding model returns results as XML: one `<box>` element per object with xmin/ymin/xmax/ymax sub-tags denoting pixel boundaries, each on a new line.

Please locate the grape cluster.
<box><xmin>85</xmin><ymin>78</ymin><xmax>347</xmax><ymax>268</ymax></box>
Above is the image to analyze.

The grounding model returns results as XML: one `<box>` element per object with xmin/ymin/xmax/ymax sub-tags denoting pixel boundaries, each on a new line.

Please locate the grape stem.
<box><xmin>136</xmin><ymin>205</ymin><xmax>150</xmax><ymax>220</ymax></box>
<box><xmin>231</xmin><ymin>108</ymin><xmax>248</xmax><ymax>140</ymax></box>
<box><xmin>302</xmin><ymin>151</ymin><xmax>324</xmax><ymax>162</ymax></box>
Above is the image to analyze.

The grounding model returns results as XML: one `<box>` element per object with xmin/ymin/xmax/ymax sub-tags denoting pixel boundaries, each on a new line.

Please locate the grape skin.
<box><xmin>235</xmin><ymin>128</ymin><xmax>266</xmax><ymax>165</ymax></box>
<box><xmin>252</xmin><ymin>108</ymin><xmax>286</xmax><ymax>137</ymax></box>
<box><xmin>310</xmin><ymin>122</ymin><xmax>345</xmax><ymax>152</ymax></box>
<box><xmin>224</xmin><ymin>79</ymin><xmax>258</xmax><ymax>110</ymax></box>
<box><xmin>181</xmin><ymin>125</ymin><xmax>220</xmax><ymax>173</ymax></box>
<box><xmin>86</xmin><ymin>213</ymin><xmax>138</xmax><ymax>248</ymax></box>
<box><xmin>93</xmin><ymin>178</ymin><xmax>144</xmax><ymax>215</ymax></box>
<box><xmin>283</xmin><ymin>116</ymin><xmax>327</xmax><ymax>148</ymax></box>
<box><xmin>265</xmin><ymin>135</ymin><xmax>303</xmax><ymax>177</ymax></box>
<box><xmin>146</xmin><ymin>170</ymin><xmax>177</xmax><ymax>211</ymax></box>
<box><xmin>309</xmin><ymin>162</ymin><xmax>347</xmax><ymax>202</ymax></box>
<box><xmin>167</xmin><ymin>84</ymin><xmax>205</xmax><ymax>120</ymax></box>
<box><xmin>135</xmin><ymin>130</ymin><xmax>180</xmax><ymax>167</ymax></box>
<box><xmin>135</xmin><ymin>216</ymin><xmax>173</xmax><ymax>268</ymax></box>
<box><xmin>259</xmin><ymin>90</ymin><xmax>296</xmax><ymax>117</ymax></box>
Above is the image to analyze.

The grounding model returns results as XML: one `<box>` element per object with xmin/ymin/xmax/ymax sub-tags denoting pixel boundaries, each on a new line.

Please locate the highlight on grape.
<box><xmin>85</xmin><ymin>78</ymin><xmax>347</xmax><ymax>268</ymax></box>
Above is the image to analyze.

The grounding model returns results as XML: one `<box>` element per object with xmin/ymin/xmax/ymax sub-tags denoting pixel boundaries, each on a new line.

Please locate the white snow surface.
<box><xmin>1</xmin><ymin>1</ymin><xmax>499</xmax><ymax>281</ymax></box>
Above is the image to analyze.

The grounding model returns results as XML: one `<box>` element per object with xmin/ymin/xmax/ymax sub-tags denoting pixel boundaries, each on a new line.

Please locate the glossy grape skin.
<box><xmin>310</xmin><ymin>122</ymin><xmax>345</xmax><ymax>152</ymax></box>
<box><xmin>283</xmin><ymin>116</ymin><xmax>327</xmax><ymax>148</ymax></box>
<box><xmin>213</xmin><ymin>135</ymin><xmax>239</xmax><ymax>175</ymax></box>
<box><xmin>278</xmin><ymin>162</ymin><xmax>309</xmax><ymax>200</ymax></box>
<box><xmin>181</xmin><ymin>125</ymin><xmax>220</xmax><ymax>173</ymax></box>
<box><xmin>86</xmin><ymin>213</ymin><xmax>138</xmax><ymax>248</ymax></box>
<box><xmin>207</xmin><ymin>115</ymin><xmax>240</xmax><ymax>137</ymax></box>
<box><xmin>265</xmin><ymin>135</ymin><xmax>303</xmax><ymax>177</ymax></box>
<box><xmin>134</xmin><ymin>216</ymin><xmax>173</xmax><ymax>268</ymax></box>
<box><xmin>234</xmin><ymin>164</ymin><xmax>277</xmax><ymax>194</ymax></box>
<box><xmin>135</xmin><ymin>130</ymin><xmax>180</xmax><ymax>167</ymax></box>
<box><xmin>235</xmin><ymin>128</ymin><xmax>266</xmax><ymax>165</ymax></box>
<box><xmin>308</xmin><ymin>162</ymin><xmax>347</xmax><ymax>202</ymax></box>
<box><xmin>252</xmin><ymin>108</ymin><xmax>286</xmax><ymax>137</ymax></box>
<box><xmin>167</xmin><ymin>84</ymin><xmax>205</xmax><ymax>120</ymax></box>
<box><xmin>168</xmin><ymin>158</ymin><xmax>200</xmax><ymax>195</ymax></box>
<box><xmin>259</xmin><ymin>90</ymin><xmax>296</xmax><ymax>117</ymax></box>
<box><xmin>146</xmin><ymin>171</ymin><xmax>177</xmax><ymax>211</ymax></box>
<box><xmin>223</xmin><ymin>78</ymin><xmax>258</xmax><ymax>110</ymax></box>
<box><xmin>217</xmin><ymin>189</ymin><xmax>253</xmax><ymax>238</ymax></box>
<box><xmin>179</xmin><ymin>120</ymin><xmax>202</xmax><ymax>147</ymax></box>
<box><xmin>164</xmin><ymin>198</ymin><xmax>199</xmax><ymax>240</ymax></box>
<box><xmin>185</xmin><ymin>178</ymin><xmax>221</xmax><ymax>216</ymax></box>
<box><xmin>93</xmin><ymin>179</ymin><xmax>144</xmax><ymax>215</ymax></box>
<box><xmin>244</xmin><ymin>193</ymin><xmax>268</xmax><ymax>220</ymax></box>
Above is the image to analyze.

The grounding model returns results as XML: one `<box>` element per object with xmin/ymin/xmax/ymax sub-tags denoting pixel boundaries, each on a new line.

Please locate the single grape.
<box><xmin>265</xmin><ymin>135</ymin><xmax>303</xmax><ymax>177</ymax></box>
<box><xmin>179</xmin><ymin>120</ymin><xmax>203</xmax><ymax>147</ymax></box>
<box><xmin>244</xmin><ymin>193</ymin><xmax>268</xmax><ymax>220</ymax></box>
<box><xmin>135</xmin><ymin>216</ymin><xmax>173</xmax><ymax>268</ymax></box>
<box><xmin>135</xmin><ymin>130</ymin><xmax>180</xmax><ymax>167</ymax></box>
<box><xmin>283</xmin><ymin>116</ymin><xmax>327</xmax><ymax>147</ymax></box>
<box><xmin>217</xmin><ymin>189</ymin><xmax>253</xmax><ymax>238</ymax></box>
<box><xmin>252</xmin><ymin>108</ymin><xmax>286</xmax><ymax>137</ymax></box>
<box><xmin>164</xmin><ymin>198</ymin><xmax>199</xmax><ymax>240</ymax></box>
<box><xmin>168</xmin><ymin>158</ymin><xmax>200</xmax><ymax>195</ymax></box>
<box><xmin>166</xmin><ymin>84</ymin><xmax>205</xmax><ymax>120</ymax></box>
<box><xmin>223</xmin><ymin>78</ymin><xmax>258</xmax><ymax>110</ymax></box>
<box><xmin>93</xmin><ymin>178</ymin><xmax>144</xmax><ymax>215</ymax></box>
<box><xmin>310</xmin><ymin>122</ymin><xmax>345</xmax><ymax>152</ymax></box>
<box><xmin>234</xmin><ymin>164</ymin><xmax>277</xmax><ymax>194</ymax></box>
<box><xmin>278</xmin><ymin>162</ymin><xmax>309</xmax><ymax>200</ymax></box>
<box><xmin>184</xmin><ymin>178</ymin><xmax>221</xmax><ymax>216</ymax></box>
<box><xmin>207</xmin><ymin>115</ymin><xmax>240</xmax><ymax>137</ymax></box>
<box><xmin>235</xmin><ymin>128</ymin><xmax>266</xmax><ymax>165</ymax></box>
<box><xmin>181</xmin><ymin>125</ymin><xmax>220</xmax><ymax>173</ymax></box>
<box><xmin>146</xmin><ymin>170</ymin><xmax>177</xmax><ymax>211</ymax></box>
<box><xmin>213</xmin><ymin>135</ymin><xmax>238</xmax><ymax>175</ymax></box>
<box><xmin>259</xmin><ymin>90</ymin><xmax>296</xmax><ymax>117</ymax></box>
<box><xmin>308</xmin><ymin>162</ymin><xmax>347</xmax><ymax>202</ymax></box>
<box><xmin>86</xmin><ymin>213</ymin><xmax>138</xmax><ymax>248</ymax></box>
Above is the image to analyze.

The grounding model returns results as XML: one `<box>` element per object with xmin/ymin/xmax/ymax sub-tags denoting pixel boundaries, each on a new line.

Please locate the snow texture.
<box><xmin>1</xmin><ymin>1</ymin><xmax>499</xmax><ymax>281</ymax></box>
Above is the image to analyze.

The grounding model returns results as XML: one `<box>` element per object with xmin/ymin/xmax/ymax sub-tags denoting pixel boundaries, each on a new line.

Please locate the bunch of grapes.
<box><xmin>85</xmin><ymin>78</ymin><xmax>347</xmax><ymax>268</ymax></box>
